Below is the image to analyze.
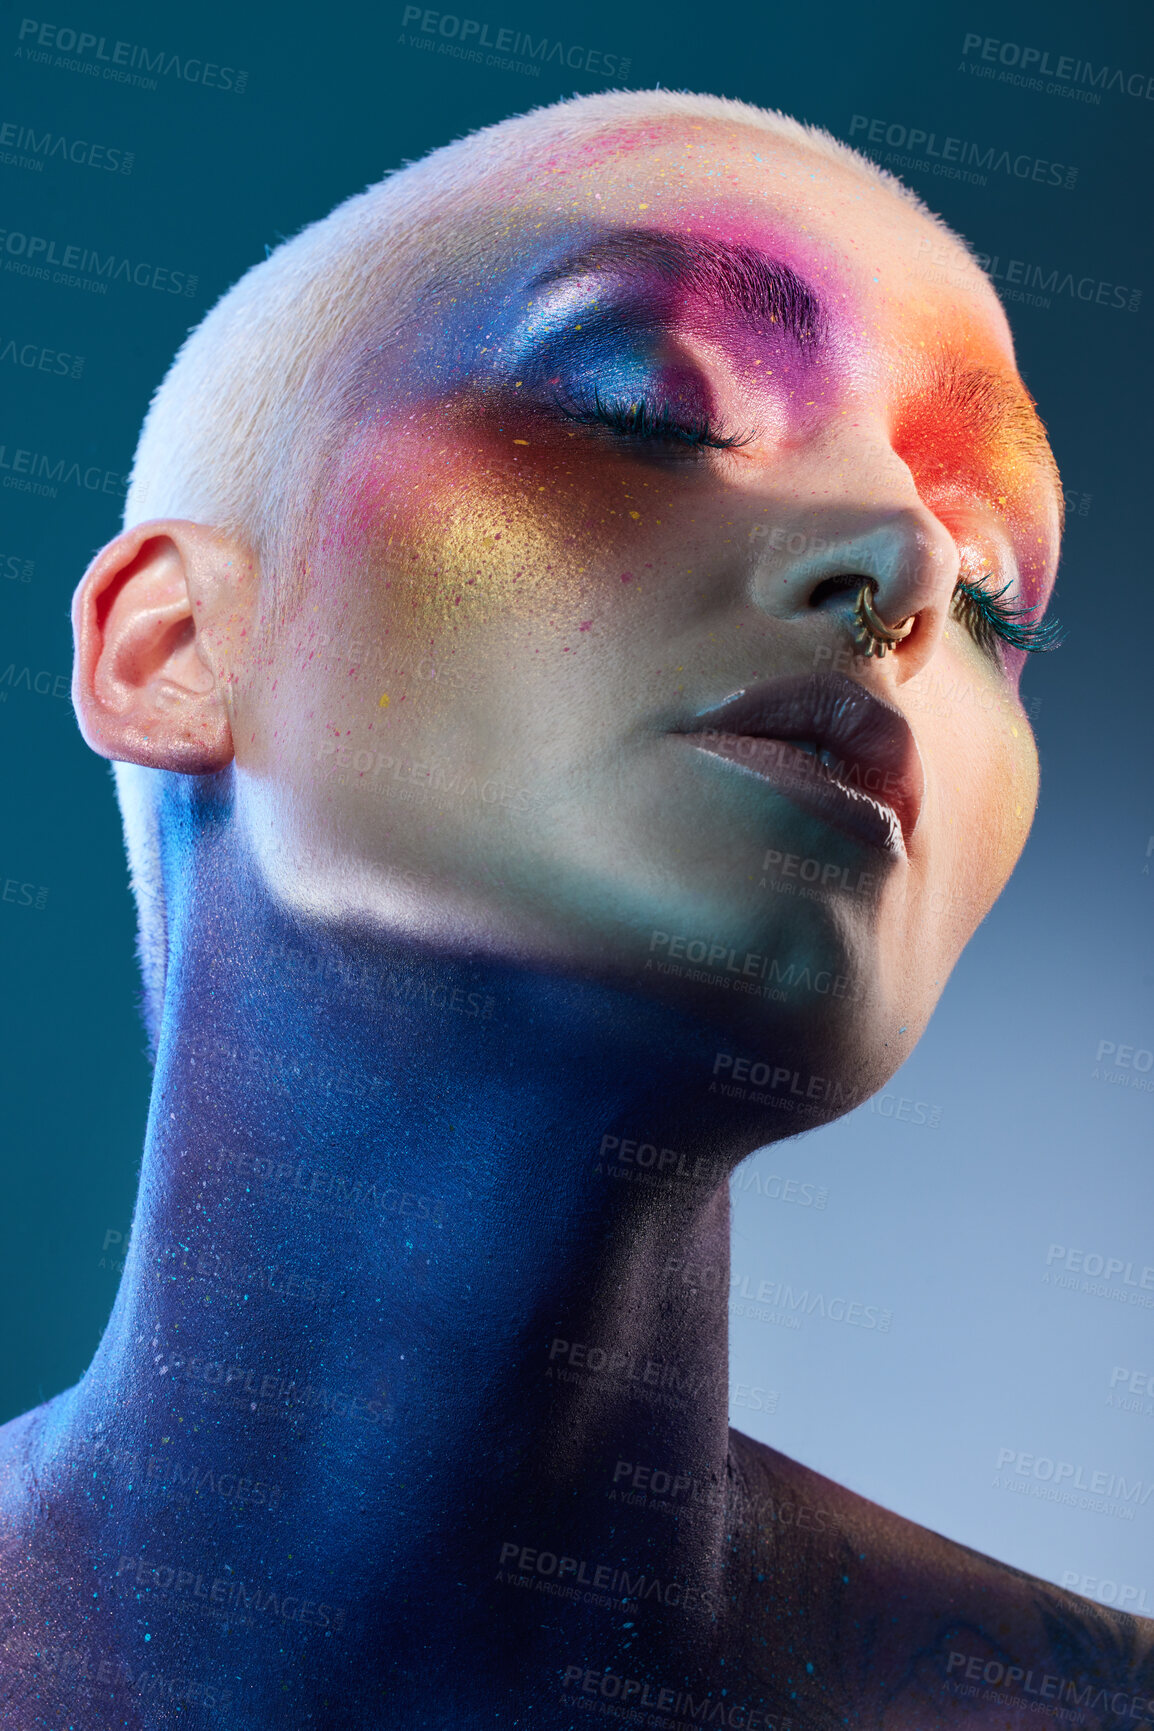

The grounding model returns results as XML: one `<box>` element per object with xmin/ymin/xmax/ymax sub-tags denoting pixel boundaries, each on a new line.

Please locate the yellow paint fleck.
<box><xmin>379</xmin><ymin>694</ymin><xmax>390</xmax><ymax>708</ymax></box>
<box><xmin>630</xmin><ymin>511</ymin><xmax>641</xmax><ymax>519</ymax></box>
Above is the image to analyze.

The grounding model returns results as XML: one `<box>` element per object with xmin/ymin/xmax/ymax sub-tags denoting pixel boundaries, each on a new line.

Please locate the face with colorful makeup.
<box><xmin>230</xmin><ymin>113</ymin><xmax>1061</xmax><ymax>1107</ymax></box>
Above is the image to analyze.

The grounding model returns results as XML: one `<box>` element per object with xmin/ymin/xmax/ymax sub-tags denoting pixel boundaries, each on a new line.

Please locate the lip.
<box><xmin>672</xmin><ymin>671</ymin><xmax>924</xmax><ymax>853</ymax></box>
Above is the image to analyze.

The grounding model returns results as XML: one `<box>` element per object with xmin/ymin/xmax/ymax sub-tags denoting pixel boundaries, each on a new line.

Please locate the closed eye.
<box><xmin>551</xmin><ymin>387</ymin><xmax>1060</xmax><ymax>656</ymax></box>
<box><xmin>552</xmin><ymin>387</ymin><xmax>755</xmax><ymax>453</ymax></box>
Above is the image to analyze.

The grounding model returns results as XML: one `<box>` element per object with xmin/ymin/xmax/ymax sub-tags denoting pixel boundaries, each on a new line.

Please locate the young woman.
<box><xmin>2</xmin><ymin>88</ymin><xmax>1148</xmax><ymax>1729</ymax></box>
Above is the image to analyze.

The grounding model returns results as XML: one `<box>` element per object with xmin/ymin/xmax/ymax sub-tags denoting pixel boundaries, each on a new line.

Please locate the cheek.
<box><xmin>910</xmin><ymin>650</ymin><xmax>1038</xmax><ymax>885</ymax></box>
<box><xmin>319</xmin><ymin>429</ymin><xmax>543</xmax><ymax>633</ymax></box>
<box><xmin>311</xmin><ymin>419</ymin><xmax>681</xmax><ymax>653</ymax></box>
<box><xmin>954</xmin><ymin>696</ymin><xmax>1038</xmax><ymax>883</ymax></box>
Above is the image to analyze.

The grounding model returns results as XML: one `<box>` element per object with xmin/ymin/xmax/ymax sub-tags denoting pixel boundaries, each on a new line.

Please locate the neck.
<box><xmin>43</xmin><ymin>845</ymin><xmax>796</xmax><ymax>1714</ymax></box>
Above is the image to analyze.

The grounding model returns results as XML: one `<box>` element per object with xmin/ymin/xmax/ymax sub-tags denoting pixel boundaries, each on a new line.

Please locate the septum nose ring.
<box><xmin>852</xmin><ymin>579</ymin><xmax>916</xmax><ymax>659</ymax></box>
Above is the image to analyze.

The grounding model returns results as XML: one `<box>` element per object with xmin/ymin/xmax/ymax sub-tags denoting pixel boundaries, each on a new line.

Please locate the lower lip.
<box><xmin>680</xmin><ymin>733</ymin><xmax>906</xmax><ymax>855</ymax></box>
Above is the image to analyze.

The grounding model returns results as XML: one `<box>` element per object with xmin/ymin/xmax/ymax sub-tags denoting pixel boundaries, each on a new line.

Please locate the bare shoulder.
<box><xmin>0</xmin><ymin>1399</ymin><xmax>52</xmax><ymax>1575</ymax></box>
<box><xmin>726</xmin><ymin>1428</ymin><xmax>1154</xmax><ymax>1728</ymax></box>
<box><xmin>0</xmin><ymin>1399</ymin><xmax>113</xmax><ymax>1729</ymax></box>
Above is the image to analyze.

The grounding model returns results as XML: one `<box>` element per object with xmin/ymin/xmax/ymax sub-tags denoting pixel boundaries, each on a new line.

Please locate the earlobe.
<box><xmin>72</xmin><ymin>520</ymin><xmax>247</xmax><ymax>774</ymax></box>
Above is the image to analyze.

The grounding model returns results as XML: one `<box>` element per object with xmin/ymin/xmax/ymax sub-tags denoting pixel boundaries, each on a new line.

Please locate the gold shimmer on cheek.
<box><xmin>329</xmin><ymin>411</ymin><xmax>651</xmax><ymax>644</ymax></box>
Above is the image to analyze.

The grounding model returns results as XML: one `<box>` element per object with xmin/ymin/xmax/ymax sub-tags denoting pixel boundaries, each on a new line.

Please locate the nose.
<box><xmin>747</xmin><ymin>445</ymin><xmax>962</xmax><ymax>685</ymax></box>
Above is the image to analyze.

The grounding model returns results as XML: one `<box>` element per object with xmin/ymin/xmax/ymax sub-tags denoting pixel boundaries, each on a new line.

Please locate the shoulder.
<box><xmin>0</xmin><ymin>1399</ymin><xmax>51</xmax><ymax>1541</ymax></box>
<box><xmin>0</xmin><ymin>1396</ymin><xmax>106</xmax><ymax>1725</ymax></box>
<box><xmin>727</xmin><ymin>1428</ymin><xmax>1154</xmax><ymax>1726</ymax></box>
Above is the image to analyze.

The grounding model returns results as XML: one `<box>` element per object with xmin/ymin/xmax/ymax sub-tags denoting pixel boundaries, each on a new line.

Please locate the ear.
<box><xmin>71</xmin><ymin>520</ymin><xmax>256</xmax><ymax>773</ymax></box>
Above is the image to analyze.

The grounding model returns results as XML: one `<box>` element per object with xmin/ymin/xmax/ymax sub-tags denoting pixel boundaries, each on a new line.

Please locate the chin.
<box><xmin>620</xmin><ymin>940</ymin><xmax>908</xmax><ymax>1112</ymax></box>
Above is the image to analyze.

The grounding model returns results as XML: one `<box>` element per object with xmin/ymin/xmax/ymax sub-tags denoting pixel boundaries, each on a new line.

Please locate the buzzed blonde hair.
<box><xmin>113</xmin><ymin>86</ymin><xmax>960</xmax><ymax>1051</ymax></box>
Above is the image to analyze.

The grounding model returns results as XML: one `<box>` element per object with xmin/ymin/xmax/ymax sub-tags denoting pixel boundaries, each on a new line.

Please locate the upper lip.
<box><xmin>673</xmin><ymin>671</ymin><xmax>924</xmax><ymax>846</ymax></box>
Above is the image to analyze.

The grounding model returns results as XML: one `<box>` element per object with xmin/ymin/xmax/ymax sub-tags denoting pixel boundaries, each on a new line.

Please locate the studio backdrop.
<box><xmin>1</xmin><ymin>0</ymin><xmax>1151</xmax><ymax>1614</ymax></box>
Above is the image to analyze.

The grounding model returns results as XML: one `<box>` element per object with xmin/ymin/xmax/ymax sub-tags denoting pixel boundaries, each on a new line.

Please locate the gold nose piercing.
<box><xmin>853</xmin><ymin>580</ymin><xmax>915</xmax><ymax>659</ymax></box>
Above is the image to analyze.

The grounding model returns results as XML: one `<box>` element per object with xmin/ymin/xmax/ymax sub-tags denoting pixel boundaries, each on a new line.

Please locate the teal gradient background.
<box><xmin>0</xmin><ymin>0</ymin><xmax>1150</xmax><ymax>1604</ymax></box>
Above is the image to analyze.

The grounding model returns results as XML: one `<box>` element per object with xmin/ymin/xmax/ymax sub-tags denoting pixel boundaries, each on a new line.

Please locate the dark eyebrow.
<box><xmin>526</xmin><ymin>228</ymin><xmax>829</xmax><ymax>350</ymax></box>
<box><xmin>915</xmin><ymin>357</ymin><xmax>1064</xmax><ymax>528</ymax></box>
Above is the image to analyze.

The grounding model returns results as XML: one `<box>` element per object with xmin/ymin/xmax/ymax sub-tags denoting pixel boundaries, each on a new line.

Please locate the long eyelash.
<box><xmin>951</xmin><ymin>577</ymin><xmax>1064</xmax><ymax>655</ymax></box>
<box><xmin>553</xmin><ymin>387</ymin><xmax>754</xmax><ymax>451</ymax></box>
